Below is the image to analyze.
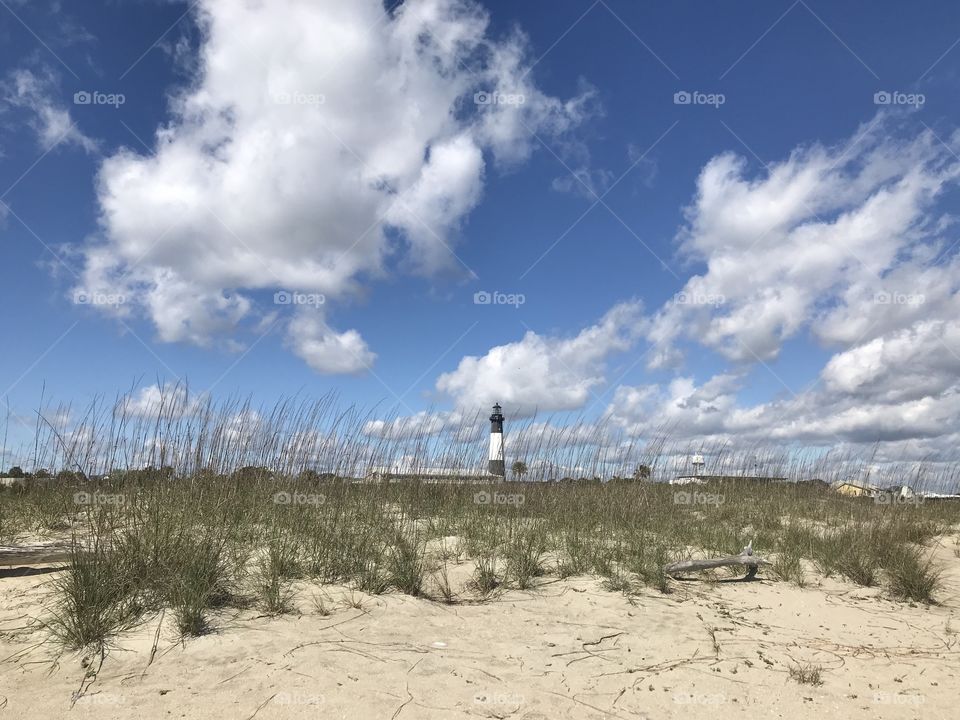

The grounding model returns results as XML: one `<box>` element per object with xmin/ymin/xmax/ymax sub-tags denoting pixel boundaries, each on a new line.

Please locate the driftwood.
<box><xmin>664</xmin><ymin>541</ymin><xmax>771</xmax><ymax>580</ymax></box>
<box><xmin>0</xmin><ymin>543</ymin><xmax>72</xmax><ymax>568</ymax></box>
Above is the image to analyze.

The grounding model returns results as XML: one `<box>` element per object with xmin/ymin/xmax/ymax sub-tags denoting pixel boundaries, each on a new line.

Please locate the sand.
<box><xmin>0</xmin><ymin>537</ymin><xmax>957</xmax><ymax>719</ymax></box>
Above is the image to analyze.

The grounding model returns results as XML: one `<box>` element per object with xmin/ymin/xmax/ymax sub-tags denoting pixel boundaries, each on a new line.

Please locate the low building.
<box><xmin>670</xmin><ymin>474</ymin><xmax>786</xmax><ymax>486</ymax></box>
<box><xmin>670</xmin><ymin>476</ymin><xmax>708</xmax><ymax>486</ymax></box>
<box><xmin>364</xmin><ymin>469</ymin><xmax>495</xmax><ymax>484</ymax></box>
<box><xmin>832</xmin><ymin>481</ymin><xmax>881</xmax><ymax>497</ymax></box>
<box><xmin>881</xmin><ymin>484</ymin><xmax>916</xmax><ymax>499</ymax></box>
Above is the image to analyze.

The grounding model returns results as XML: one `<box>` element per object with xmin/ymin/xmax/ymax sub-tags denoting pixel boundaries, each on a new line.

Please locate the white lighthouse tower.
<box><xmin>488</xmin><ymin>403</ymin><xmax>505</xmax><ymax>478</ymax></box>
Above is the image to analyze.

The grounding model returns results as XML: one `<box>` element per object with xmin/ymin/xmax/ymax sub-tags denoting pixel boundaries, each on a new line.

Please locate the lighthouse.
<box><xmin>488</xmin><ymin>403</ymin><xmax>505</xmax><ymax>477</ymax></box>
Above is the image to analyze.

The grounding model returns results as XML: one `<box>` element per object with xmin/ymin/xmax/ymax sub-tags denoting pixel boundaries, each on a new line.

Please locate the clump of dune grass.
<box><xmin>471</xmin><ymin>552</ymin><xmax>500</xmax><ymax>596</ymax></box>
<box><xmin>431</xmin><ymin>561</ymin><xmax>458</xmax><ymax>603</ymax></box>
<box><xmin>310</xmin><ymin>591</ymin><xmax>334</xmax><ymax>616</ymax></box>
<box><xmin>836</xmin><ymin>544</ymin><xmax>879</xmax><ymax>587</ymax></box>
<box><xmin>253</xmin><ymin>536</ymin><xmax>299</xmax><ymax>615</ymax></box>
<box><xmin>46</xmin><ymin>542</ymin><xmax>141</xmax><ymax>651</ymax></box>
<box><xmin>885</xmin><ymin>546</ymin><xmax>942</xmax><ymax>603</ymax></box>
<box><xmin>167</xmin><ymin>536</ymin><xmax>236</xmax><ymax>634</ymax></box>
<box><xmin>789</xmin><ymin>662</ymin><xmax>823</xmax><ymax>685</ymax></box>
<box><xmin>504</xmin><ymin>524</ymin><xmax>546</xmax><ymax>589</ymax></box>
<box><xmin>387</xmin><ymin>529</ymin><xmax>427</xmax><ymax>596</ymax></box>
<box><xmin>772</xmin><ymin>548</ymin><xmax>806</xmax><ymax>587</ymax></box>
<box><xmin>601</xmin><ymin>570</ymin><xmax>636</xmax><ymax>595</ymax></box>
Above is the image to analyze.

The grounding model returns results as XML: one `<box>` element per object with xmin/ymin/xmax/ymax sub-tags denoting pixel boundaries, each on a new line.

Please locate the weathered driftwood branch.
<box><xmin>664</xmin><ymin>541</ymin><xmax>771</xmax><ymax>580</ymax></box>
<box><xmin>0</xmin><ymin>543</ymin><xmax>72</xmax><ymax>567</ymax></box>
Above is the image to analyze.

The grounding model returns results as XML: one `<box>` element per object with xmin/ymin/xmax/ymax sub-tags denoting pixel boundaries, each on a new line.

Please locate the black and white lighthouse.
<box><xmin>488</xmin><ymin>403</ymin><xmax>505</xmax><ymax>477</ymax></box>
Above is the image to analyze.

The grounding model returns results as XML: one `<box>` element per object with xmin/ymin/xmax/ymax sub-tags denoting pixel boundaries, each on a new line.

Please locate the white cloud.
<box><xmin>1</xmin><ymin>68</ymin><xmax>97</xmax><ymax>152</ymax></box>
<box><xmin>544</xmin><ymin>117</ymin><xmax>960</xmax><ymax>460</ymax></box>
<box><xmin>118</xmin><ymin>383</ymin><xmax>206</xmax><ymax>418</ymax></box>
<box><xmin>436</xmin><ymin>300</ymin><xmax>644</xmax><ymax>414</ymax></box>
<box><xmin>75</xmin><ymin>0</ymin><xmax>590</xmax><ymax>373</ymax></box>
<box><xmin>648</xmin><ymin>118</ymin><xmax>960</xmax><ymax>367</ymax></box>
<box><xmin>286</xmin><ymin>311</ymin><xmax>376</xmax><ymax>375</ymax></box>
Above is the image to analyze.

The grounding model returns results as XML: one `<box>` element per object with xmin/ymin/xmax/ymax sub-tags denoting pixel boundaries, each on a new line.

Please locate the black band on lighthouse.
<box><xmin>488</xmin><ymin>403</ymin><xmax>505</xmax><ymax>477</ymax></box>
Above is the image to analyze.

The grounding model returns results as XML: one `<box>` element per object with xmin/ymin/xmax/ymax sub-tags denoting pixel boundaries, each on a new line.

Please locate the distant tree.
<box><xmin>232</xmin><ymin>466</ymin><xmax>273</xmax><ymax>482</ymax></box>
<box><xmin>7</xmin><ymin>466</ymin><xmax>24</xmax><ymax>478</ymax></box>
<box><xmin>55</xmin><ymin>470</ymin><xmax>79</xmax><ymax>482</ymax></box>
<box><xmin>511</xmin><ymin>461</ymin><xmax>528</xmax><ymax>480</ymax></box>
<box><xmin>34</xmin><ymin>468</ymin><xmax>51</xmax><ymax>479</ymax></box>
<box><xmin>634</xmin><ymin>464</ymin><xmax>652</xmax><ymax>481</ymax></box>
<box><xmin>297</xmin><ymin>469</ymin><xmax>322</xmax><ymax>484</ymax></box>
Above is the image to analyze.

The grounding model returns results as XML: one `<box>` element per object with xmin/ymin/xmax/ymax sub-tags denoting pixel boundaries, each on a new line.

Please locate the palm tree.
<box><xmin>511</xmin><ymin>461</ymin><xmax>528</xmax><ymax>481</ymax></box>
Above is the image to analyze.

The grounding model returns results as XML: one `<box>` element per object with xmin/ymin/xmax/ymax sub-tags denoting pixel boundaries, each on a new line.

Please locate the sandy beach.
<box><xmin>2</xmin><ymin>535</ymin><xmax>956</xmax><ymax>720</ymax></box>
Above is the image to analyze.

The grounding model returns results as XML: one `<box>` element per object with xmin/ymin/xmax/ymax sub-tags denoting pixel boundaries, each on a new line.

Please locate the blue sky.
<box><xmin>2</xmin><ymin>0</ymin><xmax>960</xmax><ymax>468</ymax></box>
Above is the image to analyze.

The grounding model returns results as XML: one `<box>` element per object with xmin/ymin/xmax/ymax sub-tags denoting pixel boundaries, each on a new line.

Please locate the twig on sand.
<box><xmin>69</xmin><ymin>644</ymin><xmax>106</xmax><ymax>709</ymax></box>
<box><xmin>244</xmin><ymin>692</ymin><xmax>276</xmax><ymax>720</ymax></box>
<box><xmin>543</xmin><ymin>689</ymin><xmax>637</xmax><ymax>719</ymax></box>
<box><xmin>143</xmin><ymin>609</ymin><xmax>165</xmax><ymax>673</ymax></box>
<box><xmin>391</xmin><ymin>683</ymin><xmax>414</xmax><ymax>720</ymax></box>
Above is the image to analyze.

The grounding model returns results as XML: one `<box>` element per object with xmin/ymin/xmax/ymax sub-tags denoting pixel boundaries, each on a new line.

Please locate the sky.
<box><xmin>2</xmin><ymin>0</ymin><xmax>960</xmax><ymax>472</ymax></box>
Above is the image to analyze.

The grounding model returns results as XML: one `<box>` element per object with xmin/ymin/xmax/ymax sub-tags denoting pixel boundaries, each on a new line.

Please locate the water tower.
<box><xmin>691</xmin><ymin>453</ymin><xmax>705</xmax><ymax>477</ymax></box>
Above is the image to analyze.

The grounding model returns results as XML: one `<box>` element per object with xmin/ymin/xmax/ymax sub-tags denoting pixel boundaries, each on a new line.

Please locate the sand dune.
<box><xmin>1</xmin><ymin>536</ymin><xmax>957</xmax><ymax>719</ymax></box>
